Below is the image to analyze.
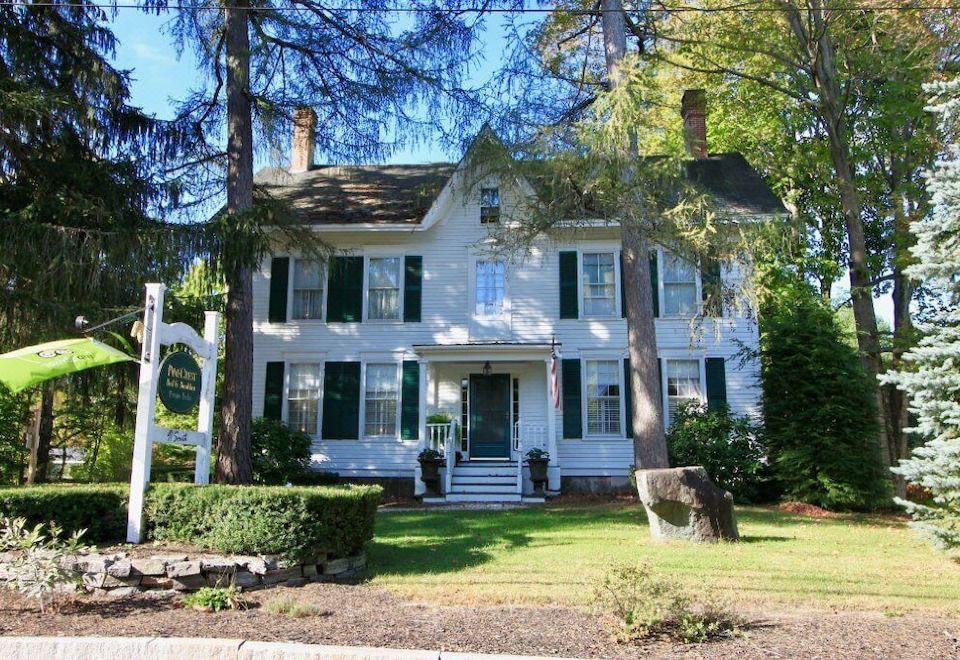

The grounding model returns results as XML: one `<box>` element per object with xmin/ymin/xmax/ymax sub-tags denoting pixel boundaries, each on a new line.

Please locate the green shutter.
<box><xmin>268</xmin><ymin>257</ymin><xmax>289</xmax><ymax>323</ymax></box>
<box><xmin>658</xmin><ymin>358</ymin><xmax>664</xmax><ymax>420</ymax></box>
<box><xmin>400</xmin><ymin>360</ymin><xmax>419</xmax><ymax>440</ymax></box>
<box><xmin>705</xmin><ymin>357</ymin><xmax>728</xmax><ymax>412</ymax></box>
<box><xmin>650</xmin><ymin>250</ymin><xmax>660</xmax><ymax>319</ymax></box>
<box><xmin>561</xmin><ymin>358</ymin><xmax>582</xmax><ymax>439</ymax></box>
<box><xmin>326</xmin><ymin>256</ymin><xmax>363</xmax><ymax>323</ymax></box>
<box><xmin>620</xmin><ymin>252</ymin><xmax>627</xmax><ymax>319</ymax></box>
<box><xmin>403</xmin><ymin>256</ymin><xmax>422</xmax><ymax>323</ymax></box>
<box><xmin>623</xmin><ymin>358</ymin><xmax>632</xmax><ymax>438</ymax></box>
<box><xmin>701</xmin><ymin>256</ymin><xmax>722</xmax><ymax>317</ymax></box>
<box><xmin>321</xmin><ymin>361</ymin><xmax>361</xmax><ymax>439</ymax></box>
<box><xmin>559</xmin><ymin>251</ymin><xmax>579</xmax><ymax>319</ymax></box>
<box><xmin>263</xmin><ymin>361</ymin><xmax>285</xmax><ymax>420</ymax></box>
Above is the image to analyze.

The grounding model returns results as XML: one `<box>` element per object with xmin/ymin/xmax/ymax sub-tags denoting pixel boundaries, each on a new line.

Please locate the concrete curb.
<box><xmin>0</xmin><ymin>636</ymin><xmax>582</xmax><ymax>660</ymax></box>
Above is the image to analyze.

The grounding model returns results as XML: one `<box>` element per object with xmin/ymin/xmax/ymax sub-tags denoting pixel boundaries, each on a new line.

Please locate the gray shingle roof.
<box><xmin>253</xmin><ymin>152</ymin><xmax>784</xmax><ymax>226</ymax></box>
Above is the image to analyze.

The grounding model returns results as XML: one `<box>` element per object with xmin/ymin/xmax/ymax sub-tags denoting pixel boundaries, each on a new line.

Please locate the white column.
<box><xmin>194</xmin><ymin>311</ymin><xmax>220</xmax><ymax>485</ymax></box>
<box><xmin>545</xmin><ymin>358</ymin><xmax>560</xmax><ymax>493</ymax></box>
<box><xmin>127</xmin><ymin>283</ymin><xmax>165</xmax><ymax>543</ymax></box>
<box><xmin>414</xmin><ymin>360</ymin><xmax>428</xmax><ymax>497</ymax></box>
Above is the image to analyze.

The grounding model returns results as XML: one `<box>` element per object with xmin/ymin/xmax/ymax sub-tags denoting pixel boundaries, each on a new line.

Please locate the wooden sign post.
<box><xmin>126</xmin><ymin>283</ymin><xmax>220</xmax><ymax>543</ymax></box>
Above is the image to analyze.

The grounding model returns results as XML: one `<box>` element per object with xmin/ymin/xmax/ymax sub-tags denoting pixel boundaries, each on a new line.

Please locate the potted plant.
<box><xmin>418</xmin><ymin>448</ymin><xmax>444</xmax><ymax>495</ymax></box>
<box><xmin>526</xmin><ymin>448</ymin><xmax>550</xmax><ymax>495</ymax></box>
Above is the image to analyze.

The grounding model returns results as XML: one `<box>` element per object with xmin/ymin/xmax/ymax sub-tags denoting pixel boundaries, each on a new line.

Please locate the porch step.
<box><xmin>451</xmin><ymin>474</ymin><xmax>516</xmax><ymax>486</ymax></box>
<box><xmin>449</xmin><ymin>483</ymin><xmax>518</xmax><ymax>494</ymax></box>
<box><xmin>444</xmin><ymin>492</ymin><xmax>523</xmax><ymax>503</ymax></box>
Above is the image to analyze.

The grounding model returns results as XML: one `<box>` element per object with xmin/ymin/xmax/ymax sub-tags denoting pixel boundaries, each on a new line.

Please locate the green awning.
<box><xmin>0</xmin><ymin>338</ymin><xmax>135</xmax><ymax>393</ymax></box>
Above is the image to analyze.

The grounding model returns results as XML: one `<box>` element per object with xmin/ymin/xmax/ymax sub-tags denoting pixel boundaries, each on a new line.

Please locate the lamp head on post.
<box><xmin>482</xmin><ymin>361</ymin><xmax>492</xmax><ymax>376</ymax></box>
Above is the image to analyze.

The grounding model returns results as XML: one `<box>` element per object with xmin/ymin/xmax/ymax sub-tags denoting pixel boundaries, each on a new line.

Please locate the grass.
<box><xmin>367</xmin><ymin>503</ymin><xmax>960</xmax><ymax>613</ymax></box>
<box><xmin>264</xmin><ymin>595</ymin><xmax>327</xmax><ymax>618</ymax></box>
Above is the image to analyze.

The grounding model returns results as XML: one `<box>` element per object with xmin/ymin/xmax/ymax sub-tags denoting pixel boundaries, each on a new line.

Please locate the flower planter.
<box><xmin>527</xmin><ymin>457</ymin><xmax>549</xmax><ymax>495</ymax></box>
<box><xmin>419</xmin><ymin>457</ymin><xmax>445</xmax><ymax>496</ymax></box>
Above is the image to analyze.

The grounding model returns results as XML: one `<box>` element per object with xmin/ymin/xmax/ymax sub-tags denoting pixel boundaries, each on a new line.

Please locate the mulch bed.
<box><xmin>0</xmin><ymin>583</ymin><xmax>957</xmax><ymax>659</ymax></box>
<box><xmin>777</xmin><ymin>501</ymin><xmax>836</xmax><ymax>518</ymax></box>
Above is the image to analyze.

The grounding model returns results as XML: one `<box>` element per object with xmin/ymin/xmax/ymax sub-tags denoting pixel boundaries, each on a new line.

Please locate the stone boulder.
<box><xmin>635</xmin><ymin>466</ymin><xmax>739</xmax><ymax>542</ymax></box>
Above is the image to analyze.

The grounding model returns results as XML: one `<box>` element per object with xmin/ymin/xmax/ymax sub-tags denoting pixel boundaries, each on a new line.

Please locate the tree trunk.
<box><xmin>216</xmin><ymin>0</ymin><xmax>254</xmax><ymax>484</ymax></box>
<box><xmin>601</xmin><ymin>0</ymin><xmax>669</xmax><ymax>469</ymax></box>
<box><xmin>30</xmin><ymin>382</ymin><xmax>54</xmax><ymax>484</ymax></box>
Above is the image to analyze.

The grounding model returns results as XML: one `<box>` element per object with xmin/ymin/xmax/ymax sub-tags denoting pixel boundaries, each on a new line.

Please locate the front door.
<box><xmin>469</xmin><ymin>373</ymin><xmax>511</xmax><ymax>459</ymax></box>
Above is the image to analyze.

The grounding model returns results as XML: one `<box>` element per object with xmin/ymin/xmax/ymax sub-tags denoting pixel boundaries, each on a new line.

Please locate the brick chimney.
<box><xmin>290</xmin><ymin>107</ymin><xmax>317</xmax><ymax>173</ymax></box>
<box><xmin>681</xmin><ymin>89</ymin><xmax>708</xmax><ymax>160</ymax></box>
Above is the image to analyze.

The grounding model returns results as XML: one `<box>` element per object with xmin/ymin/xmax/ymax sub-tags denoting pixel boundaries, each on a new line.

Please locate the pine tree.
<box><xmin>883</xmin><ymin>78</ymin><xmax>960</xmax><ymax>551</ymax></box>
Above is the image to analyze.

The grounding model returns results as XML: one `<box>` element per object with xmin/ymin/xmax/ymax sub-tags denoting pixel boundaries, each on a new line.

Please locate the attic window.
<box><xmin>480</xmin><ymin>187</ymin><xmax>500</xmax><ymax>223</ymax></box>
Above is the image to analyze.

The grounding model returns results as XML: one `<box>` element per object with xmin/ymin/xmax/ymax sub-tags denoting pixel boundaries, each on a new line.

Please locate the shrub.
<box><xmin>592</xmin><ymin>563</ymin><xmax>741</xmax><ymax>644</ymax></box>
<box><xmin>288</xmin><ymin>470</ymin><xmax>339</xmax><ymax>486</ymax></box>
<box><xmin>761</xmin><ymin>291</ymin><xmax>889</xmax><ymax>510</ymax></box>
<box><xmin>251</xmin><ymin>417</ymin><xmax>312</xmax><ymax>485</ymax></box>
<box><xmin>0</xmin><ymin>484</ymin><xmax>127</xmax><ymax>543</ymax></box>
<box><xmin>180</xmin><ymin>586</ymin><xmax>247</xmax><ymax>612</ymax></box>
<box><xmin>144</xmin><ymin>483</ymin><xmax>382</xmax><ymax>561</ymax></box>
<box><xmin>0</xmin><ymin>517</ymin><xmax>90</xmax><ymax>613</ymax></box>
<box><xmin>265</xmin><ymin>595</ymin><xmax>326</xmax><ymax>618</ymax></box>
<box><xmin>667</xmin><ymin>402</ymin><xmax>773</xmax><ymax>503</ymax></box>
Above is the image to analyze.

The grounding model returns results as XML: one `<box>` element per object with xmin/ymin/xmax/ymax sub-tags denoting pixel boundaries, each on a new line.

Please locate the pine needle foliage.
<box><xmin>882</xmin><ymin>79</ymin><xmax>960</xmax><ymax>553</ymax></box>
<box><xmin>760</xmin><ymin>289</ymin><xmax>889</xmax><ymax>510</ymax></box>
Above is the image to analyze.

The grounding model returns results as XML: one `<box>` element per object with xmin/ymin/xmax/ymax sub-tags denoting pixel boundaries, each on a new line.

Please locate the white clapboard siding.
<box><xmin>251</xmin><ymin>169</ymin><xmax>764</xmax><ymax>479</ymax></box>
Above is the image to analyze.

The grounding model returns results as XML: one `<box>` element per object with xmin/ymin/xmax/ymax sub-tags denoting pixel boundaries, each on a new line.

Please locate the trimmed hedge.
<box><xmin>0</xmin><ymin>483</ymin><xmax>128</xmax><ymax>543</ymax></box>
<box><xmin>0</xmin><ymin>482</ymin><xmax>382</xmax><ymax>561</ymax></box>
<box><xmin>144</xmin><ymin>484</ymin><xmax>382</xmax><ymax>561</ymax></box>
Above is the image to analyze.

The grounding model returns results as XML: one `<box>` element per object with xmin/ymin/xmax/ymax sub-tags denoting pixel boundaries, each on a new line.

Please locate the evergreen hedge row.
<box><xmin>0</xmin><ymin>482</ymin><xmax>382</xmax><ymax>560</ymax></box>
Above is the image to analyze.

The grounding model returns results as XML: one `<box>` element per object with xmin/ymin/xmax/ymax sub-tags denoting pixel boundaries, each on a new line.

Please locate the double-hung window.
<box><xmin>287</xmin><ymin>363</ymin><xmax>321</xmax><ymax>434</ymax></box>
<box><xmin>661</xmin><ymin>252</ymin><xmax>698</xmax><ymax>316</ymax></box>
<box><xmin>364</xmin><ymin>363</ymin><xmax>399</xmax><ymax>436</ymax></box>
<box><xmin>475</xmin><ymin>260</ymin><xmax>506</xmax><ymax>317</ymax></box>
<box><xmin>585</xmin><ymin>359</ymin><xmax>621</xmax><ymax>436</ymax></box>
<box><xmin>480</xmin><ymin>187</ymin><xmax>500</xmax><ymax>223</ymax></box>
<box><xmin>582</xmin><ymin>252</ymin><xmax>616</xmax><ymax>316</ymax></box>
<box><xmin>292</xmin><ymin>259</ymin><xmax>324</xmax><ymax>320</ymax></box>
<box><xmin>367</xmin><ymin>257</ymin><xmax>401</xmax><ymax>320</ymax></box>
<box><xmin>666</xmin><ymin>359</ymin><xmax>702</xmax><ymax>426</ymax></box>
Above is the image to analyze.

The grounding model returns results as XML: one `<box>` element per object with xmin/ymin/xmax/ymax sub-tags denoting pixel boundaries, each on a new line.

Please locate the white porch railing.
<box><xmin>426</xmin><ymin>423</ymin><xmax>452</xmax><ymax>452</ymax></box>
<box><xmin>425</xmin><ymin>420</ymin><xmax>458</xmax><ymax>495</ymax></box>
<box><xmin>513</xmin><ymin>421</ymin><xmax>548</xmax><ymax>495</ymax></box>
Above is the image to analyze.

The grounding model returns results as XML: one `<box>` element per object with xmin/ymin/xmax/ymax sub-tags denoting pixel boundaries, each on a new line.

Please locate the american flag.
<box><xmin>550</xmin><ymin>346</ymin><xmax>561</xmax><ymax>410</ymax></box>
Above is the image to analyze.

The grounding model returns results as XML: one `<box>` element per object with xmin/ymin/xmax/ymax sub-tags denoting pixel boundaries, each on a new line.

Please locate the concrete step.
<box><xmin>453</xmin><ymin>465</ymin><xmax>516</xmax><ymax>477</ymax></box>
<box><xmin>449</xmin><ymin>483</ymin><xmax>520</xmax><ymax>494</ymax></box>
<box><xmin>445</xmin><ymin>492</ymin><xmax>523</xmax><ymax>503</ymax></box>
<box><xmin>451</xmin><ymin>474</ymin><xmax>516</xmax><ymax>485</ymax></box>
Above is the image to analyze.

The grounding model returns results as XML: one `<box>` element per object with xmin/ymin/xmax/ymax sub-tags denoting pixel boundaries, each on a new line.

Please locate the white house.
<box><xmin>251</xmin><ymin>91</ymin><xmax>785</xmax><ymax>502</ymax></box>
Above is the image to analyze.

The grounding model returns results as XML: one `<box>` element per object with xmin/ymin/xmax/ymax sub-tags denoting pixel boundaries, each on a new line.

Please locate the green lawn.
<box><xmin>367</xmin><ymin>503</ymin><xmax>960</xmax><ymax>613</ymax></box>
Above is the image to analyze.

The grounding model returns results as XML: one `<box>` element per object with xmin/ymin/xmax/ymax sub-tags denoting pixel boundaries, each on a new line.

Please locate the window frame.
<box><xmin>657</xmin><ymin>248</ymin><xmax>701</xmax><ymax>318</ymax></box>
<box><xmin>361</xmin><ymin>253</ymin><xmax>405</xmax><ymax>323</ymax></box>
<box><xmin>581</xmin><ymin>357</ymin><xmax>625</xmax><ymax>438</ymax></box>
<box><xmin>284</xmin><ymin>361</ymin><xmax>323</xmax><ymax>437</ymax></box>
<box><xmin>579</xmin><ymin>250</ymin><xmax>620</xmax><ymax>319</ymax></box>
<box><xmin>288</xmin><ymin>257</ymin><xmax>327</xmax><ymax>322</ymax></box>
<box><xmin>661</xmin><ymin>357</ymin><xmax>707</xmax><ymax>428</ymax></box>
<box><xmin>473</xmin><ymin>257</ymin><xmax>509</xmax><ymax>319</ymax></box>
<box><xmin>480</xmin><ymin>186</ymin><xmax>501</xmax><ymax>224</ymax></box>
<box><xmin>361</xmin><ymin>361</ymin><xmax>402</xmax><ymax>439</ymax></box>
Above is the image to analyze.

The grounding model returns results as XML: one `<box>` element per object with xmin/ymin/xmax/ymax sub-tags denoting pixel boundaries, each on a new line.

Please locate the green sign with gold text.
<box><xmin>158</xmin><ymin>351</ymin><xmax>202</xmax><ymax>413</ymax></box>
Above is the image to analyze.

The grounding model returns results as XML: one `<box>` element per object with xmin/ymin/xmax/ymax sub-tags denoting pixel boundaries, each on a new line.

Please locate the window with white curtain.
<box><xmin>475</xmin><ymin>260</ymin><xmax>506</xmax><ymax>317</ymax></box>
<box><xmin>287</xmin><ymin>363</ymin><xmax>321</xmax><ymax>434</ymax></box>
<box><xmin>662</xmin><ymin>252</ymin><xmax>698</xmax><ymax>316</ymax></box>
<box><xmin>585</xmin><ymin>359</ymin><xmax>621</xmax><ymax>436</ymax></box>
<box><xmin>480</xmin><ymin>187</ymin><xmax>500</xmax><ymax>223</ymax></box>
<box><xmin>364</xmin><ymin>363</ymin><xmax>399</xmax><ymax>436</ymax></box>
<box><xmin>292</xmin><ymin>260</ymin><xmax>324</xmax><ymax>320</ymax></box>
<box><xmin>582</xmin><ymin>252</ymin><xmax>616</xmax><ymax>316</ymax></box>
<box><xmin>666</xmin><ymin>359</ymin><xmax>702</xmax><ymax>425</ymax></box>
<box><xmin>367</xmin><ymin>257</ymin><xmax>401</xmax><ymax>320</ymax></box>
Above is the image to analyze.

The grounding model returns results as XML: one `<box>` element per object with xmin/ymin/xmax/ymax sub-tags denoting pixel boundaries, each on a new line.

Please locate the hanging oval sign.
<box><xmin>157</xmin><ymin>350</ymin><xmax>202</xmax><ymax>413</ymax></box>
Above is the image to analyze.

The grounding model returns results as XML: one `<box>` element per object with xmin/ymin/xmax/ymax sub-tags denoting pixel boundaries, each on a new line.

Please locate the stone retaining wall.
<box><xmin>0</xmin><ymin>549</ymin><xmax>367</xmax><ymax>597</ymax></box>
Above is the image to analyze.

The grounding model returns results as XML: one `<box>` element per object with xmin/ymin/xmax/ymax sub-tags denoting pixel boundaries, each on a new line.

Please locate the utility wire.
<box><xmin>0</xmin><ymin>0</ymin><xmax>957</xmax><ymax>12</ymax></box>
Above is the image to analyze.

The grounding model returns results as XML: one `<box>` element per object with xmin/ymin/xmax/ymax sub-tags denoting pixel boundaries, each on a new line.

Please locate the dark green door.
<box><xmin>469</xmin><ymin>374</ymin><xmax>511</xmax><ymax>459</ymax></box>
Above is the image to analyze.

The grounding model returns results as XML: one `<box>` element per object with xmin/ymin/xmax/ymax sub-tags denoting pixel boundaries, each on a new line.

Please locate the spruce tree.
<box><xmin>883</xmin><ymin>79</ymin><xmax>960</xmax><ymax>550</ymax></box>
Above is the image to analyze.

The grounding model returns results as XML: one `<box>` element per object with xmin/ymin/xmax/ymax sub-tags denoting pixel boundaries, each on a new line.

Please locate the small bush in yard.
<box><xmin>265</xmin><ymin>595</ymin><xmax>327</xmax><ymax>618</ymax></box>
<box><xmin>180</xmin><ymin>586</ymin><xmax>247</xmax><ymax>612</ymax></box>
<box><xmin>251</xmin><ymin>417</ymin><xmax>312</xmax><ymax>485</ymax></box>
<box><xmin>0</xmin><ymin>517</ymin><xmax>90</xmax><ymax>613</ymax></box>
<box><xmin>667</xmin><ymin>401</ymin><xmax>773</xmax><ymax>503</ymax></box>
<box><xmin>592</xmin><ymin>563</ymin><xmax>741</xmax><ymax>644</ymax></box>
<box><xmin>0</xmin><ymin>484</ymin><xmax>127</xmax><ymax>543</ymax></box>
